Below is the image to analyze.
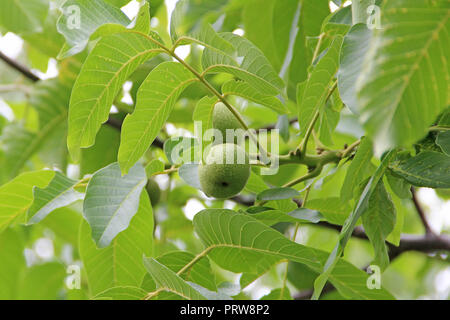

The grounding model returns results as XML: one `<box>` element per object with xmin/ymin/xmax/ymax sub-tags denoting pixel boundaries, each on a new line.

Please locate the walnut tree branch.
<box><xmin>0</xmin><ymin>50</ymin><xmax>164</xmax><ymax>149</ymax></box>
<box><xmin>411</xmin><ymin>187</ymin><xmax>434</xmax><ymax>235</ymax></box>
<box><xmin>0</xmin><ymin>50</ymin><xmax>40</xmax><ymax>82</ymax></box>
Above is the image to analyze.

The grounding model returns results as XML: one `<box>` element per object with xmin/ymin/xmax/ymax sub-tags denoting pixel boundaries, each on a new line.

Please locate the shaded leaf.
<box><xmin>256</xmin><ymin>187</ymin><xmax>300</xmax><ymax>201</ymax></box>
<box><xmin>355</xmin><ymin>0</ymin><xmax>450</xmax><ymax>154</ymax></box>
<box><xmin>436</xmin><ymin>131</ymin><xmax>450</xmax><ymax>156</ymax></box>
<box><xmin>83</xmin><ymin>162</ymin><xmax>147</xmax><ymax>247</ymax></box>
<box><xmin>56</xmin><ymin>0</ymin><xmax>130</xmax><ymax>58</ymax></box>
<box><xmin>143</xmin><ymin>258</ymin><xmax>206</xmax><ymax>300</ymax></box>
<box><xmin>338</xmin><ymin>24</ymin><xmax>372</xmax><ymax>114</ymax></box>
<box><xmin>193</xmin><ymin>209</ymin><xmax>393</xmax><ymax>300</ymax></box>
<box><xmin>0</xmin><ymin>0</ymin><xmax>48</xmax><ymax>34</ymax></box>
<box><xmin>362</xmin><ymin>181</ymin><xmax>396</xmax><ymax>270</ymax></box>
<box><xmin>79</xmin><ymin>191</ymin><xmax>153</xmax><ymax>296</ymax></box>
<box><xmin>298</xmin><ymin>36</ymin><xmax>343</xmax><ymax>136</ymax></box>
<box><xmin>0</xmin><ymin>170</ymin><xmax>54</xmax><ymax>232</ymax></box>
<box><xmin>389</xmin><ymin>151</ymin><xmax>450</xmax><ymax>189</ymax></box>
<box><xmin>340</xmin><ymin>137</ymin><xmax>374</xmax><ymax>201</ymax></box>
<box><xmin>27</xmin><ymin>171</ymin><xmax>84</xmax><ymax>224</ymax></box>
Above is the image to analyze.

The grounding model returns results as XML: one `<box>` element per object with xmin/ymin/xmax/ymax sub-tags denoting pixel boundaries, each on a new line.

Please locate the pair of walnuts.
<box><xmin>198</xmin><ymin>103</ymin><xmax>251</xmax><ymax>199</ymax></box>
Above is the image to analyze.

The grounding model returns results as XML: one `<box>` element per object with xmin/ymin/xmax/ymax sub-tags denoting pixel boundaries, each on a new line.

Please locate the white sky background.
<box><xmin>0</xmin><ymin>0</ymin><xmax>449</xmax><ymax>296</ymax></box>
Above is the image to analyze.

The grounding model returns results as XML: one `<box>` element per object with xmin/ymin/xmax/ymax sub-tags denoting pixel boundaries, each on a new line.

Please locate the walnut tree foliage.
<box><xmin>0</xmin><ymin>0</ymin><xmax>449</xmax><ymax>300</ymax></box>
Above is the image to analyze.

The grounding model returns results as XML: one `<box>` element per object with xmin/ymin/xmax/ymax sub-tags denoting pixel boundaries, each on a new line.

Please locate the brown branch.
<box><xmin>411</xmin><ymin>187</ymin><xmax>433</xmax><ymax>235</ymax></box>
<box><xmin>0</xmin><ymin>51</ymin><xmax>164</xmax><ymax>150</ymax></box>
<box><xmin>255</xmin><ymin>118</ymin><xmax>298</xmax><ymax>133</ymax></box>
<box><xmin>0</xmin><ymin>51</ymin><xmax>40</xmax><ymax>82</ymax></box>
<box><xmin>234</xmin><ymin>196</ymin><xmax>450</xmax><ymax>259</ymax></box>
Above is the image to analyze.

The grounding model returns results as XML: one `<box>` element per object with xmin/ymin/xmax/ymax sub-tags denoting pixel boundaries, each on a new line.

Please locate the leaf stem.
<box><xmin>138</xmin><ymin>31</ymin><xmax>271</xmax><ymax>158</ymax></box>
<box><xmin>429</xmin><ymin>126</ymin><xmax>450</xmax><ymax>132</ymax></box>
<box><xmin>298</xmin><ymin>80</ymin><xmax>337</xmax><ymax>155</ymax></box>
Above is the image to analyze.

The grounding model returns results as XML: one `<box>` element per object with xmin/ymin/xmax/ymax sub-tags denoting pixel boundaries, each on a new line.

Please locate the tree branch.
<box><xmin>0</xmin><ymin>50</ymin><xmax>164</xmax><ymax>149</ymax></box>
<box><xmin>0</xmin><ymin>50</ymin><xmax>40</xmax><ymax>82</ymax></box>
<box><xmin>411</xmin><ymin>187</ymin><xmax>433</xmax><ymax>235</ymax></box>
<box><xmin>233</xmin><ymin>197</ymin><xmax>450</xmax><ymax>259</ymax></box>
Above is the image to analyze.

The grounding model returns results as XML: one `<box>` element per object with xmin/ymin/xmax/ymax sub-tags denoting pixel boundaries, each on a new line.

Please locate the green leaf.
<box><xmin>145</xmin><ymin>159</ymin><xmax>165</xmax><ymax>177</ymax></box>
<box><xmin>312</xmin><ymin>150</ymin><xmax>396</xmax><ymax>299</ymax></box>
<box><xmin>164</xmin><ymin>137</ymin><xmax>198</xmax><ymax>165</ymax></box>
<box><xmin>1</xmin><ymin>77</ymin><xmax>72</xmax><ymax>177</ymax></box>
<box><xmin>175</xmin><ymin>22</ymin><xmax>236</xmax><ymax>57</ymax></box>
<box><xmin>338</xmin><ymin>24</ymin><xmax>372</xmax><ymax>114</ymax></box>
<box><xmin>39</xmin><ymin>207</ymin><xmax>82</xmax><ymax>245</ymax></box>
<box><xmin>276</xmin><ymin>115</ymin><xmax>290</xmax><ymax>142</ymax></box>
<box><xmin>56</xmin><ymin>0</ymin><xmax>130</xmax><ymax>58</ymax></box>
<box><xmin>27</xmin><ymin>171</ymin><xmax>84</xmax><ymax>224</ymax></box>
<box><xmin>17</xmin><ymin>262</ymin><xmax>66</xmax><ymax>300</ymax></box>
<box><xmin>178</xmin><ymin>163</ymin><xmax>202</xmax><ymax>190</ymax></box>
<box><xmin>0</xmin><ymin>124</ymin><xmax>37</xmax><ymax>179</ymax></box>
<box><xmin>298</xmin><ymin>36</ymin><xmax>343</xmax><ymax>136</ymax></box>
<box><xmin>0</xmin><ymin>0</ymin><xmax>48</xmax><ymax>34</ymax></box>
<box><xmin>244</xmin><ymin>171</ymin><xmax>269</xmax><ymax>194</ymax></box>
<box><xmin>385</xmin><ymin>171</ymin><xmax>412</xmax><ymax>199</ymax></box>
<box><xmin>67</xmin><ymin>31</ymin><xmax>163</xmax><ymax>161</ymax></box>
<box><xmin>193</xmin><ymin>209</ymin><xmax>393</xmax><ymax>300</ymax></box>
<box><xmin>80</xmin><ymin>125</ymin><xmax>120</xmax><ymax>176</ymax></box>
<box><xmin>79</xmin><ymin>191</ymin><xmax>153</xmax><ymax>296</ymax></box>
<box><xmin>222</xmin><ymin>80</ymin><xmax>288</xmax><ymax>114</ymax></box>
<box><xmin>193</xmin><ymin>96</ymin><xmax>218</xmax><ymax>135</ymax></box>
<box><xmin>355</xmin><ymin>0</ymin><xmax>450</xmax><ymax>154</ymax></box>
<box><xmin>0</xmin><ymin>229</ymin><xmax>26</xmax><ymax>299</ymax></box>
<box><xmin>130</xmin><ymin>1</ymin><xmax>151</xmax><ymax>34</ymax></box>
<box><xmin>0</xmin><ymin>170</ymin><xmax>54</xmax><ymax>233</ymax></box>
<box><xmin>317</xmin><ymin>101</ymin><xmax>340</xmax><ymax>146</ymax></box>
<box><xmin>304</xmin><ymin>197</ymin><xmax>352</xmax><ymax>225</ymax></box>
<box><xmin>169</xmin><ymin>0</ymin><xmax>228</xmax><ymax>41</ymax></box>
<box><xmin>248</xmin><ymin>207</ymin><xmax>322</xmax><ymax>226</ymax></box>
<box><xmin>118</xmin><ymin>62</ymin><xmax>197</xmax><ymax>174</ymax></box>
<box><xmin>155</xmin><ymin>251</ymin><xmax>216</xmax><ymax>291</ymax></box>
<box><xmin>362</xmin><ymin>181</ymin><xmax>396</xmax><ymax>270</ymax></box>
<box><xmin>242</xmin><ymin>0</ymin><xmax>300</xmax><ymax>72</ymax></box>
<box><xmin>93</xmin><ymin>286</ymin><xmax>147</xmax><ymax>300</ymax></box>
<box><xmin>261</xmin><ymin>288</ymin><xmax>292</xmax><ymax>300</ymax></box>
<box><xmin>389</xmin><ymin>151</ymin><xmax>450</xmax><ymax>189</ymax></box>
<box><xmin>83</xmin><ymin>162</ymin><xmax>147</xmax><ymax>248</ymax></box>
<box><xmin>340</xmin><ymin>137</ymin><xmax>374</xmax><ymax>201</ymax></box>
<box><xmin>143</xmin><ymin>257</ymin><xmax>207</xmax><ymax>300</ymax></box>
<box><xmin>203</xmin><ymin>33</ymin><xmax>285</xmax><ymax>95</ymax></box>
<box><xmin>288</xmin><ymin>0</ymin><xmax>330</xmax><ymax>98</ymax></box>
<box><xmin>436</xmin><ymin>131</ymin><xmax>450</xmax><ymax>156</ymax></box>
<box><xmin>256</xmin><ymin>187</ymin><xmax>300</xmax><ymax>201</ymax></box>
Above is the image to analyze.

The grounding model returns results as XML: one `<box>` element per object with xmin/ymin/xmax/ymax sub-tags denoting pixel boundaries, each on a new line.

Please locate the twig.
<box><xmin>0</xmin><ymin>51</ymin><xmax>40</xmax><ymax>82</ymax></box>
<box><xmin>411</xmin><ymin>187</ymin><xmax>433</xmax><ymax>235</ymax></box>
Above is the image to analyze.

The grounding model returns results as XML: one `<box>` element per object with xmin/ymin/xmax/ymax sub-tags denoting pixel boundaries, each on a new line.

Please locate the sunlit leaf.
<box><xmin>118</xmin><ymin>62</ymin><xmax>197</xmax><ymax>174</ymax></box>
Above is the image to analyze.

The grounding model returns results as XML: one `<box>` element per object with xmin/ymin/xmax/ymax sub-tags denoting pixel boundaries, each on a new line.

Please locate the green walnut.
<box><xmin>212</xmin><ymin>102</ymin><xmax>242</xmax><ymax>143</ymax></box>
<box><xmin>198</xmin><ymin>143</ymin><xmax>251</xmax><ymax>199</ymax></box>
<box><xmin>146</xmin><ymin>179</ymin><xmax>161</xmax><ymax>206</ymax></box>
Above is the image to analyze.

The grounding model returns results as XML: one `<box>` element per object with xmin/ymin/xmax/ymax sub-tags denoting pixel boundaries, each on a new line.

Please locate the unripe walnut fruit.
<box><xmin>198</xmin><ymin>143</ymin><xmax>250</xmax><ymax>199</ymax></box>
<box><xmin>212</xmin><ymin>102</ymin><xmax>242</xmax><ymax>142</ymax></box>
